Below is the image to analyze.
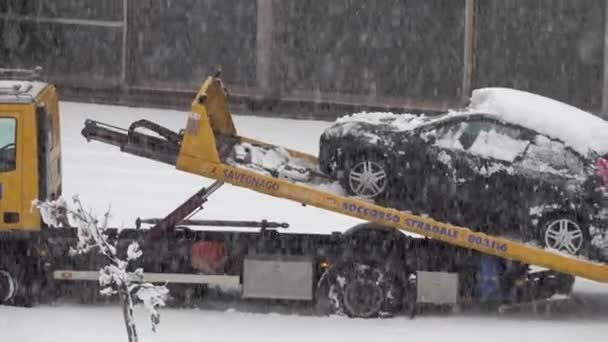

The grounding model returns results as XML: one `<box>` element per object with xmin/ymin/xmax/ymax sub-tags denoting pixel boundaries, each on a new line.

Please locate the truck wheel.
<box><xmin>342</xmin><ymin>273</ymin><xmax>384</xmax><ymax>317</ymax></box>
<box><xmin>326</xmin><ymin>262</ymin><xmax>402</xmax><ymax>318</ymax></box>
<box><xmin>552</xmin><ymin>273</ymin><xmax>575</xmax><ymax>295</ymax></box>
<box><xmin>0</xmin><ymin>269</ymin><xmax>17</xmax><ymax>303</ymax></box>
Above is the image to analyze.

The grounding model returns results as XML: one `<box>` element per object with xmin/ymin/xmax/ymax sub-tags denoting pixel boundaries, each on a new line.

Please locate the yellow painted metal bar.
<box><xmin>177</xmin><ymin>157</ymin><xmax>608</xmax><ymax>283</ymax></box>
<box><xmin>176</xmin><ymin>76</ymin><xmax>608</xmax><ymax>284</ymax></box>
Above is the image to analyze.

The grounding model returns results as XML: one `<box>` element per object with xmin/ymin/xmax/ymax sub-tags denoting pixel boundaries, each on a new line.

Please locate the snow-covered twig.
<box><xmin>33</xmin><ymin>196</ymin><xmax>169</xmax><ymax>342</ymax></box>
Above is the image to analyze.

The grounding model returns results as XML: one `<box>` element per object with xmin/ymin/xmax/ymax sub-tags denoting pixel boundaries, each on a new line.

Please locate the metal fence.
<box><xmin>1</xmin><ymin>0</ymin><xmax>606</xmax><ymax>117</ymax></box>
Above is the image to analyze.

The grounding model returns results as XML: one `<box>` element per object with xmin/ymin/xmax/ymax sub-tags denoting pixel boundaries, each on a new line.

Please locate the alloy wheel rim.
<box><xmin>544</xmin><ymin>219</ymin><xmax>584</xmax><ymax>255</ymax></box>
<box><xmin>348</xmin><ymin>161</ymin><xmax>387</xmax><ymax>198</ymax></box>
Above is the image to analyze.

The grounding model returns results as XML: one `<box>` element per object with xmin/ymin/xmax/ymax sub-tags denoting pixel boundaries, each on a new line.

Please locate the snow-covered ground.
<box><xmin>1</xmin><ymin>278</ymin><xmax>607</xmax><ymax>342</ymax></box>
<box><xmin>2</xmin><ymin>101</ymin><xmax>608</xmax><ymax>341</ymax></box>
<box><xmin>0</xmin><ymin>289</ymin><xmax>605</xmax><ymax>342</ymax></box>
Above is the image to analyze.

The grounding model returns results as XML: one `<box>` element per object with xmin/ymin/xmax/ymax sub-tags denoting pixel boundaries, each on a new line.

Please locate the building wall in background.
<box><xmin>0</xmin><ymin>0</ymin><xmax>606</xmax><ymax>117</ymax></box>
<box><xmin>475</xmin><ymin>0</ymin><xmax>604</xmax><ymax>110</ymax></box>
<box><xmin>278</xmin><ymin>0</ymin><xmax>464</xmax><ymax>111</ymax></box>
<box><xmin>127</xmin><ymin>0</ymin><xmax>256</xmax><ymax>90</ymax></box>
<box><xmin>0</xmin><ymin>0</ymin><xmax>123</xmax><ymax>87</ymax></box>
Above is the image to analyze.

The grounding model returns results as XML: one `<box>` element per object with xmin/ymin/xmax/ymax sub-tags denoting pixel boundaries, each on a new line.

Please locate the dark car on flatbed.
<box><xmin>319</xmin><ymin>88</ymin><xmax>608</xmax><ymax>261</ymax></box>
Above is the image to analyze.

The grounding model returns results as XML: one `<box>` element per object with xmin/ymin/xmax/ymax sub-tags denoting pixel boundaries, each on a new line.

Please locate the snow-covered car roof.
<box><xmin>465</xmin><ymin>87</ymin><xmax>608</xmax><ymax>157</ymax></box>
<box><xmin>330</xmin><ymin>88</ymin><xmax>608</xmax><ymax>157</ymax></box>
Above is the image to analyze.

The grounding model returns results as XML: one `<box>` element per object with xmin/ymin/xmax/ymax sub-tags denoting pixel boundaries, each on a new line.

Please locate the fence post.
<box><xmin>121</xmin><ymin>0</ymin><xmax>129</xmax><ymax>90</ymax></box>
<box><xmin>462</xmin><ymin>0</ymin><xmax>477</xmax><ymax>104</ymax></box>
<box><xmin>602</xmin><ymin>0</ymin><xmax>608</xmax><ymax>117</ymax></box>
<box><xmin>256</xmin><ymin>0</ymin><xmax>276</xmax><ymax>97</ymax></box>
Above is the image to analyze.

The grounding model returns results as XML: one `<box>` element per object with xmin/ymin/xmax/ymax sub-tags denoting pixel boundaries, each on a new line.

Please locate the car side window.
<box><xmin>432</xmin><ymin>121</ymin><xmax>468</xmax><ymax>150</ymax></box>
<box><xmin>521</xmin><ymin>135</ymin><xmax>584</xmax><ymax>175</ymax></box>
<box><xmin>432</xmin><ymin>119</ymin><xmax>530</xmax><ymax>162</ymax></box>
<box><xmin>464</xmin><ymin>121</ymin><xmax>530</xmax><ymax>162</ymax></box>
<box><xmin>0</xmin><ymin>117</ymin><xmax>17</xmax><ymax>172</ymax></box>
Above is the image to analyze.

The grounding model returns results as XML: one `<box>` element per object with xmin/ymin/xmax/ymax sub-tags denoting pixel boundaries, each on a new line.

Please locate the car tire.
<box><xmin>539</xmin><ymin>214</ymin><xmax>590</xmax><ymax>257</ymax></box>
<box><xmin>342</xmin><ymin>153</ymin><xmax>389</xmax><ymax>199</ymax></box>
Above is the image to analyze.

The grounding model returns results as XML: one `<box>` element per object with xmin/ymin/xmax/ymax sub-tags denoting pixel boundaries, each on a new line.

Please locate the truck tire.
<box><xmin>0</xmin><ymin>241</ymin><xmax>42</xmax><ymax>307</ymax></box>
<box><xmin>318</xmin><ymin>261</ymin><xmax>403</xmax><ymax>318</ymax></box>
<box><xmin>0</xmin><ymin>269</ymin><xmax>17</xmax><ymax>303</ymax></box>
<box><xmin>555</xmin><ymin>275</ymin><xmax>575</xmax><ymax>295</ymax></box>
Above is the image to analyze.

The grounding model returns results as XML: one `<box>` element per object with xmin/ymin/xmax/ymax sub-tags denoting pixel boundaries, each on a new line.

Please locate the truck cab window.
<box><xmin>0</xmin><ymin>117</ymin><xmax>17</xmax><ymax>172</ymax></box>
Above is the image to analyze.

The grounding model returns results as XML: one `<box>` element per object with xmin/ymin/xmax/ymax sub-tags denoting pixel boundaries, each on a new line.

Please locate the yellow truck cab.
<box><xmin>0</xmin><ymin>79</ymin><xmax>62</xmax><ymax>233</ymax></box>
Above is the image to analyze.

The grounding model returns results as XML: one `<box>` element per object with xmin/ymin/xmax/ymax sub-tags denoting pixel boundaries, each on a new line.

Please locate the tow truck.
<box><xmin>1</xmin><ymin>69</ymin><xmax>607</xmax><ymax>317</ymax></box>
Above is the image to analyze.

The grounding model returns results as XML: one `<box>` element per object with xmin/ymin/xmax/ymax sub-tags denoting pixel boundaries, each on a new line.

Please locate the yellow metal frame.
<box><xmin>176</xmin><ymin>76</ymin><xmax>608</xmax><ymax>283</ymax></box>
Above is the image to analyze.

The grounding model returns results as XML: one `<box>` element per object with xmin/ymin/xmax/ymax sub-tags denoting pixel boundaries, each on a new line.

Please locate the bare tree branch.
<box><xmin>33</xmin><ymin>196</ymin><xmax>169</xmax><ymax>342</ymax></box>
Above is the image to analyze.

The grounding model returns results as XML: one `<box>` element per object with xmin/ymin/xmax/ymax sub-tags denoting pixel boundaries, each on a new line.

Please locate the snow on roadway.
<box><xmin>1</xmin><ymin>101</ymin><xmax>608</xmax><ymax>341</ymax></box>
<box><xmin>1</xmin><ymin>278</ymin><xmax>607</xmax><ymax>342</ymax></box>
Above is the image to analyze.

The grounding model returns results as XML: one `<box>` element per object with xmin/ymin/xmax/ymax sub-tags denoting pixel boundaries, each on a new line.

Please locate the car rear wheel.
<box><xmin>343</xmin><ymin>156</ymin><xmax>388</xmax><ymax>199</ymax></box>
<box><xmin>541</xmin><ymin>216</ymin><xmax>588</xmax><ymax>256</ymax></box>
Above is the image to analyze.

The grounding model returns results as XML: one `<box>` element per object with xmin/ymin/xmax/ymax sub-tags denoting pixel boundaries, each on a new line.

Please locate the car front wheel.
<box><xmin>343</xmin><ymin>156</ymin><xmax>388</xmax><ymax>199</ymax></box>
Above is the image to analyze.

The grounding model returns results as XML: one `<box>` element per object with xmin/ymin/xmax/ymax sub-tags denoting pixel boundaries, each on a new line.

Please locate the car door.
<box><xmin>413</xmin><ymin>118</ymin><xmax>486</xmax><ymax>224</ymax></box>
<box><xmin>421</xmin><ymin>117</ymin><xmax>531</xmax><ymax>231</ymax></box>
<box><xmin>514</xmin><ymin>134</ymin><xmax>588</xmax><ymax>208</ymax></box>
<box><xmin>0</xmin><ymin>114</ymin><xmax>22</xmax><ymax>230</ymax></box>
<box><xmin>458</xmin><ymin>119</ymin><xmax>533</xmax><ymax>232</ymax></box>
